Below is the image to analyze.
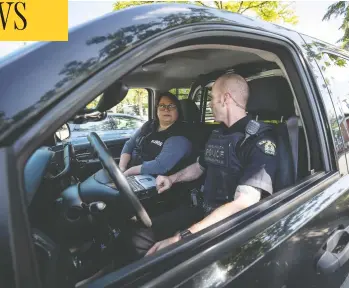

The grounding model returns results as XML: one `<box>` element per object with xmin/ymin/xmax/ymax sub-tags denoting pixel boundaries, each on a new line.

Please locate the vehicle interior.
<box><xmin>25</xmin><ymin>40</ymin><xmax>317</xmax><ymax>287</ymax></box>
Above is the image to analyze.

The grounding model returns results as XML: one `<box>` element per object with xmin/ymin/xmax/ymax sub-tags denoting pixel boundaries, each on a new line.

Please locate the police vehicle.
<box><xmin>1</xmin><ymin>3</ymin><xmax>349</xmax><ymax>288</ymax></box>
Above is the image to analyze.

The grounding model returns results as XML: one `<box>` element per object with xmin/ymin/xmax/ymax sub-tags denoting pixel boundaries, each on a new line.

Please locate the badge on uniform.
<box><xmin>257</xmin><ymin>139</ymin><xmax>276</xmax><ymax>156</ymax></box>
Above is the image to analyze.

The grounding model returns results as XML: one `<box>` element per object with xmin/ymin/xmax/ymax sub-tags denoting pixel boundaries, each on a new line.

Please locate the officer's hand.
<box><xmin>156</xmin><ymin>175</ymin><xmax>173</xmax><ymax>193</ymax></box>
<box><xmin>145</xmin><ymin>235</ymin><xmax>180</xmax><ymax>256</ymax></box>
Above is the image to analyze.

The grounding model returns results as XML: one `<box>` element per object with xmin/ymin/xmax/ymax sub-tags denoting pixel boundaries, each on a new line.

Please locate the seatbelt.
<box><xmin>286</xmin><ymin>116</ymin><xmax>299</xmax><ymax>181</ymax></box>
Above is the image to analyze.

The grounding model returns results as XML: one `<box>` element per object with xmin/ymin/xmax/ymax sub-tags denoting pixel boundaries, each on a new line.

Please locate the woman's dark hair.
<box><xmin>155</xmin><ymin>92</ymin><xmax>183</xmax><ymax>123</ymax></box>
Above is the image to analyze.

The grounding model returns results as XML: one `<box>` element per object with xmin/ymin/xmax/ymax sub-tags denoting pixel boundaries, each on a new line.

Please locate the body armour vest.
<box><xmin>130</xmin><ymin>120</ymin><xmax>192</xmax><ymax>175</ymax></box>
<box><xmin>203</xmin><ymin>120</ymin><xmax>273</xmax><ymax>208</ymax></box>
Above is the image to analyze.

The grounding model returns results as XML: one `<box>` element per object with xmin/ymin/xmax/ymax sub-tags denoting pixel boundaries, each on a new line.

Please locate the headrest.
<box><xmin>246</xmin><ymin>76</ymin><xmax>295</xmax><ymax>120</ymax></box>
<box><xmin>179</xmin><ymin>99</ymin><xmax>201</xmax><ymax>123</ymax></box>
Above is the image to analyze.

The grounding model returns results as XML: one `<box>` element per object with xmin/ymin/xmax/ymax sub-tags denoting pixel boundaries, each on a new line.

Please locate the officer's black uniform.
<box><xmin>198</xmin><ymin>114</ymin><xmax>277</xmax><ymax>213</ymax></box>
<box><xmin>124</xmin><ymin>115</ymin><xmax>278</xmax><ymax>261</ymax></box>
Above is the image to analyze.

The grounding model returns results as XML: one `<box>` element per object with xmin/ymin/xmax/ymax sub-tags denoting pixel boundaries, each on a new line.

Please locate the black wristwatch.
<box><xmin>179</xmin><ymin>229</ymin><xmax>192</xmax><ymax>239</ymax></box>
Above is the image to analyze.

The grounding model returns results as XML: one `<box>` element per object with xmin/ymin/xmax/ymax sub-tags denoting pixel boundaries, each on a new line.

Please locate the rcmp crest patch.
<box><xmin>257</xmin><ymin>139</ymin><xmax>276</xmax><ymax>156</ymax></box>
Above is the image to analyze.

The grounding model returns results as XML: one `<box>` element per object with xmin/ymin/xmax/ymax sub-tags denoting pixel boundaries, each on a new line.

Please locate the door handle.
<box><xmin>315</xmin><ymin>226</ymin><xmax>349</xmax><ymax>274</ymax></box>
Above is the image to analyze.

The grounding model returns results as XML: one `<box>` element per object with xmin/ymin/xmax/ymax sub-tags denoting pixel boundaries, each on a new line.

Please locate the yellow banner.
<box><xmin>0</xmin><ymin>0</ymin><xmax>68</xmax><ymax>41</ymax></box>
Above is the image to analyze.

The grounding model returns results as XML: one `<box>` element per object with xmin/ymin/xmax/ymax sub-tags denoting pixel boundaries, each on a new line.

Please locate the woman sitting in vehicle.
<box><xmin>119</xmin><ymin>92</ymin><xmax>193</xmax><ymax>177</ymax></box>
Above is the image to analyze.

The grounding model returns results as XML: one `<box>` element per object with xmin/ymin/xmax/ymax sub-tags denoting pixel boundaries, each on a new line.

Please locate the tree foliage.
<box><xmin>113</xmin><ymin>1</ymin><xmax>298</xmax><ymax>24</ymax></box>
<box><xmin>110</xmin><ymin>89</ymin><xmax>149</xmax><ymax>117</ymax></box>
<box><xmin>323</xmin><ymin>1</ymin><xmax>349</xmax><ymax>49</ymax></box>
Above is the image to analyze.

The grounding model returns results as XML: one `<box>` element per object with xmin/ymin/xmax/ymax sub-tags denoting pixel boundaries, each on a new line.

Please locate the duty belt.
<box><xmin>190</xmin><ymin>188</ymin><xmax>217</xmax><ymax>216</ymax></box>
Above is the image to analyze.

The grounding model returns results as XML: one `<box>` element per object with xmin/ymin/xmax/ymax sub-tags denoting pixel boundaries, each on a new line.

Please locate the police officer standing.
<box><xmin>126</xmin><ymin>73</ymin><xmax>278</xmax><ymax>259</ymax></box>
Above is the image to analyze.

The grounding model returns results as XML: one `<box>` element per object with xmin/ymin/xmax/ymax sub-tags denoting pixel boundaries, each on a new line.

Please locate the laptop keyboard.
<box><xmin>127</xmin><ymin>176</ymin><xmax>145</xmax><ymax>192</ymax></box>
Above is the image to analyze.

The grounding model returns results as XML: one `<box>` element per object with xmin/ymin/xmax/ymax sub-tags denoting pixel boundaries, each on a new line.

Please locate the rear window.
<box><xmin>169</xmin><ymin>88</ymin><xmax>190</xmax><ymax>100</ymax></box>
<box><xmin>193</xmin><ymin>86</ymin><xmax>216</xmax><ymax>124</ymax></box>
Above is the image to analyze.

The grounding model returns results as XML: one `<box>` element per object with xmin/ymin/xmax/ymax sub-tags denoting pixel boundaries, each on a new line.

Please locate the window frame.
<box><xmin>318</xmin><ymin>50</ymin><xmax>349</xmax><ymax>117</ymax></box>
<box><xmin>86</xmin><ymin>31</ymin><xmax>334</xmax><ymax>286</ymax></box>
<box><xmin>314</xmin><ymin>48</ymin><xmax>349</xmax><ymax>173</ymax></box>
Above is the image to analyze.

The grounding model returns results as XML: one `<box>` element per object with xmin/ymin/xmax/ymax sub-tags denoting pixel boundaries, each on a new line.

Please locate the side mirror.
<box><xmin>55</xmin><ymin>124</ymin><xmax>70</xmax><ymax>141</ymax></box>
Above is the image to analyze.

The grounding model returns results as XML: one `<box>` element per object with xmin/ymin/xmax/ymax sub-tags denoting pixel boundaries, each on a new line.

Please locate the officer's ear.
<box><xmin>223</xmin><ymin>92</ymin><xmax>230</xmax><ymax>107</ymax></box>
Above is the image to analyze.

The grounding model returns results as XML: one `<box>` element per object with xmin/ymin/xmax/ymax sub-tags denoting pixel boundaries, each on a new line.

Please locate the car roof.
<box><xmin>0</xmin><ymin>3</ymin><xmax>341</xmax><ymax>142</ymax></box>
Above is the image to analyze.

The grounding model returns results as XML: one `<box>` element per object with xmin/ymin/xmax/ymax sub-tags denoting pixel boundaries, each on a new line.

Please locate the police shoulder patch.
<box><xmin>256</xmin><ymin>139</ymin><xmax>276</xmax><ymax>156</ymax></box>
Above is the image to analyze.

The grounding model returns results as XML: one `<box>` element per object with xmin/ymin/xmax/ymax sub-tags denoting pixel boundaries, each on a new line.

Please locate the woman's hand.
<box><xmin>123</xmin><ymin>165</ymin><xmax>141</xmax><ymax>176</ymax></box>
<box><xmin>119</xmin><ymin>153</ymin><xmax>131</xmax><ymax>173</ymax></box>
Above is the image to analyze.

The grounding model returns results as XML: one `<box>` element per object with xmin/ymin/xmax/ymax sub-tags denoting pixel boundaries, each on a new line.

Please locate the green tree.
<box><xmin>113</xmin><ymin>1</ymin><xmax>299</xmax><ymax>25</ymax></box>
<box><xmin>114</xmin><ymin>89</ymin><xmax>148</xmax><ymax>116</ymax></box>
<box><xmin>323</xmin><ymin>1</ymin><xmax>349</xmax><ymax>49</ymax></box>
<box><xmin>86</xmin><ymin>95</ymin><xmax>102</xmax><ymax>109</ymax></box>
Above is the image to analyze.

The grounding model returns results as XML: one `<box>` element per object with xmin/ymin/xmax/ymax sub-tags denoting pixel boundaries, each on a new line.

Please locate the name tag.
<box><xmin>150</xmin><ymin>140</ymin><xmax>163</xmax><ymax>147</ymax></box>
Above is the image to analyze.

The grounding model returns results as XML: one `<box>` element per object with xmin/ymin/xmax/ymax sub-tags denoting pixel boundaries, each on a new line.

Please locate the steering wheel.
<box><xmin>87</xmin><ymin>132</ymin><xmax>152</xmax><ymax>228</ymax></box>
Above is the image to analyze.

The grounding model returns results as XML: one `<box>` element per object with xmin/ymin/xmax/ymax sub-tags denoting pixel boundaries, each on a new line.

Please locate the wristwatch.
<box><xmin>179</xmin><ymin>229</ymin><xmax>192</xmax><ymax>239</ymax></box>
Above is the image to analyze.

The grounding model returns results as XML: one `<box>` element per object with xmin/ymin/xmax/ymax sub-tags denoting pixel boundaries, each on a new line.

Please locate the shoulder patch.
<box><xmin>257</xmin><ymin>139</ymin><xmax>276</xmax><ymax>156</ymax></box>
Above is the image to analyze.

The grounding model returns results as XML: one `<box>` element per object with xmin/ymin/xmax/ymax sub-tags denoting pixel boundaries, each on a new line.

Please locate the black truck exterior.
<box><xmin>1</xmin><ymin>3</ymin><xmax>349</xmax><ymax>288</ymax></box>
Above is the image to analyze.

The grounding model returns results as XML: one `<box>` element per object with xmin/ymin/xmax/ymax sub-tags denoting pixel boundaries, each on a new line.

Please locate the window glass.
<box><xmin>109</xmin><ymin>88</ymin><xmax>149</xmax><ymax>120</ymax></box>
<box><xmin>71</xmin><ymin>119</ymin><xmax>113</xmax><ymax>133</ymax></box>
<box><xmin>193</xmin><ymin>86</ymin><xmax>203</xmax><ymax>112</ymax></box>
<box><xmin>321</xmin><ymin>53</ymin><xmax>349</xmax><ymax>151</ymax></box>
<box><xmin>85</xmin><ymin>94</ymin><xmax>102</xmax><ymax>110</ymax></box>
<box><xmin>111</xmin><ymin>116</ymin><xmax>145</xmax><ymax>130</ymax></box>
<box><xmin>169</xmin><ymin>88</ymin><xmax>190</xmax><ymax>100</ymax></box>
<box><xmin>192</xmin><ymin>84</ymin><xmax>218</xmax><ymax>124</ymax></box>
<box><xmin>193</xmin><ymin>86</ymin><xmax>202</xmax><ymax>103</ymax></box>
<box><xmin>321</xmin><ymin>53</ymin><xmax>349</xmax><ymax>114</ymax></box>
<box><xmin>69</xmin><ymin>89</ymin><xmax>148</xmax><ymax>139</ymax></box>
<box><xmin>205</xmin><ymin>89</ymin><xmax>215</xmax><ymax>123</ymax></box>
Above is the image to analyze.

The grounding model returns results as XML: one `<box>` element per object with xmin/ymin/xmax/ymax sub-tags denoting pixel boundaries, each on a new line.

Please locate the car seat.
<box><xmin>247</xmin><ymin>76</ymin><xmax>302</xmax><ymax>192</ymax></box>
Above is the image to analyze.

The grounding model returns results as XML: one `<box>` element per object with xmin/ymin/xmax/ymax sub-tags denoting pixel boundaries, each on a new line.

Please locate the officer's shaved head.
<box><xmin>211</xmin><ymin>73</ymin><xmax>249</xmax><ymax>126</ymax></box>
<box><xmin>215</xmin><ymin>73</ymin><xmax>249</xmax><ymax>108</ymax></box>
